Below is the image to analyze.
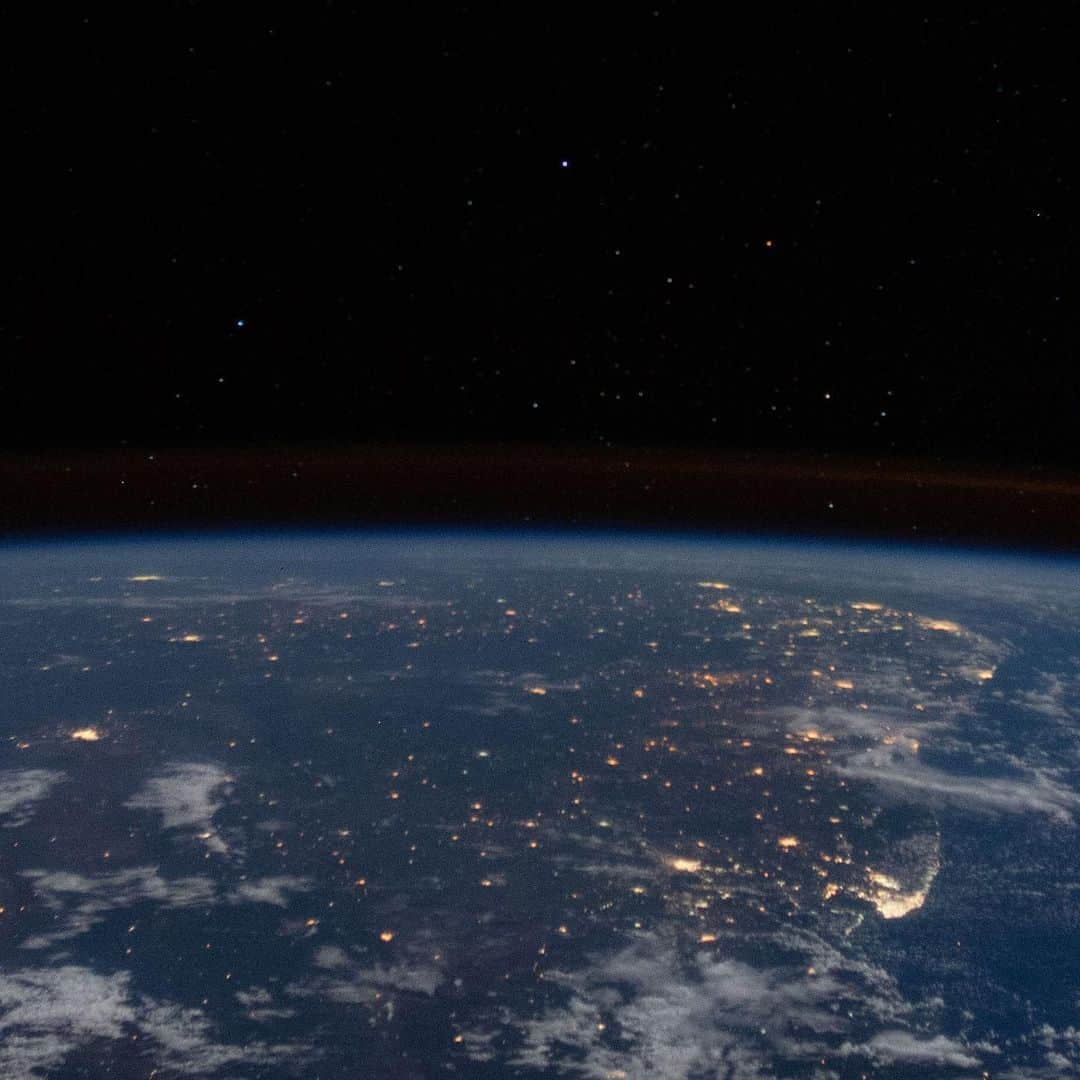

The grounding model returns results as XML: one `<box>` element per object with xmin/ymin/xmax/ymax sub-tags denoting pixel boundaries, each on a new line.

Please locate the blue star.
<box><xmin>559</xmin><ymin>159</ymin><xmax>570</xmax><ymax>169</ymax></box>
<box><xmin>235</xmin><ymin>319</ymin><xmax>246</xmax><ymax>329</ymax></box>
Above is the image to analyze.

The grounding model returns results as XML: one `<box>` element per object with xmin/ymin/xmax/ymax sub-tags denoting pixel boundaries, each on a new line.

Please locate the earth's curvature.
<box><xmin>0</xmin><ymin>531</ymin><xmax>1078</xmax><ymax>1078</ymax></box>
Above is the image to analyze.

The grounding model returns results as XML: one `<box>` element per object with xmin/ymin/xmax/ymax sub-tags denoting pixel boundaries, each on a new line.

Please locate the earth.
<box><xmin>0</xmin><ymin>531</ymin><xmax>1078</xmax><ymax>1079</ymax></box>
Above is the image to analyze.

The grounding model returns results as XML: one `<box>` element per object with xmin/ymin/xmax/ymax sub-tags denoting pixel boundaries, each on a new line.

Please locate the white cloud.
<box><xmin>23</xmin><ymin>866</ymin><xmax>215</xmax><ymax>909</ymax></box>
<box><xmin>1013</xmin><ymin>674</ymin><xmax>1071</xmax><ymax>720</ymax></box>
<box><xmin>124</xmin><ymin>762</ymin><xmax>231</xmax><ymax>852</ymax></box>
<box><xmin>837</xmin><ymin>743</ymin><xmax>1080</xmax><ymax>823</ymax></box>
<box><xmin>313</xmin><ymin>945</ymin><xmax>350</xmax><ymax>969</ymax></box>
<box><xmin>18</xmin><ymin>867</ymin><xmax>312</xmax><ymax>949</ymax></box>
<box><xmin>236</xmin><ymin>986</ymin><xmax>273</xmax><ymax>1006</ymax></box>
<box><xmin>840</xmin><ymin>1030</ymin><xmax>982</xmax><ymax>1068</ymax></box>
<box><xmin>138</xmin><ymin>999</ymin><xmax>296</xmax><ymax>1074</ymax></box>
<box><xmin>0</xmin><ymin>966</ymin><xmax>134</xmax><ymax>1079</ymax></box>
<box><xmin>289</xmin><ymin>961</ymin><xmax>444</xmax><ymax>1003</ymax></box>
<box><xmin>462</xmin><ymin>928</ymin><xmax>986</xmax><ymax>1078</ymax></box>
<box><xmin>0</xmin><ymin>769</ymin><xmax>66</xmax><ymax>827</ymax></box>
<box><xmin>0</xmin><ymin>963</ymin><xmax>307</xmax><ymax>1079</ymax></box>
<box><xmin>226</xmin><ymin>875</ymin><xmax>313</xmax><ymax>908</ymax></box>
<box><xmin>769</xmin><ymin>672</ymin><xmax>1080</xmax><ymax>824</ymax></box>
<box><xmin>288</xmin><ymin>943</ymin><xmax>445</xmax><ymax>1007</ymax></box>
<box><xmin>19</xmin><ymin>866</ymin><xmax>215</xmax><ymax>949</ymax></box>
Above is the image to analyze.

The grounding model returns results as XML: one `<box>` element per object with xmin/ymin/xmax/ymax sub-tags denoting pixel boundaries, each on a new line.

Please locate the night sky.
<box><xmin>5</xmin><ymin>6</ymin><xmax>1079</xmax><ymax>544</ymax></box>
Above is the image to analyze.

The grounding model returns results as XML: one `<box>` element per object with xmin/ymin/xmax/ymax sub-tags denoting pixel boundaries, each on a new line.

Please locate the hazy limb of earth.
<box><xmin>0</xmin><ymin>531</ymin><xmax>1078</xmax><ymax>1079</ymax></box>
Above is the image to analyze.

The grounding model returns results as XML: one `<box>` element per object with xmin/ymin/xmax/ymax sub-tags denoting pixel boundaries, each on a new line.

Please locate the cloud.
<box><xmin>18</xmin><ymin>867</ymin><xmax>312</xmax><ymax>949</ymax></box>
<box><xmin>234</xmin><ymin>984</ymin><xmax>297</xmax><ymax>1022</ymax></box>
<box><xmin>460</xmin><ymin>928</ymin><xmax>986</xmax><ymax>1079</ymax></box>
<box><xmin>450</xmin><ymin>668</ymin><xmax>586</xmax><ymax>716</ymax></box>
<box><xmin>123</xmin><ymin>762</ymin><xmax>231</xmax><ymax>852</ymax></box>
<box><xmin>769</xmin><ymin>678</ymin><xmax>1080</xmax><ymax>824</ymax></box>
<box><xmin>18</xmin><ymin>867</ymin><xmax>215</xmax><ymax>950</ymax></box>
<box><xmin>840</xmin><ymin>1030</ymin><xmax>981</xmax><ymax>1068</ymax></box>
<box><xmin>138</xmin><ymin>1000</ymin><xmax>294</xmax><ymax>1074</ymax></box>
<box><xmin>23</xmin><ymin>866</ymin><xmax>215</xmax><ymax>907</ymax></box>
<box><xmin>514</xmin><ymin>940</ymin><xmax>849</xmax><ymax>1077</ymax></box>
<box><xmin>0</xmin><ymin>964</ymin><xmax>307</xmax><ymax>1079</ymax></box>
<box><xmin>768</xmin><ymin>703</ymin><xmax>917</xmax><ymax>740</ymax></box>
<box><xmin>289</xmin><ymin>961</ymin><xmax>444</xmax><ymax>1003</ymax></box>
<box><xmin>226</xmin><ymin>875</ymin><xmax>313</xmax><ymax>908</ymax></box>
<box><xmin>313</xmin><ymin>945</ymin><xmax>350</xmax><ymax>969</ymax></box>
<box><xmin>1013</xmin><ymin>673</ymin><xmax>1076</xmax><ymax>723</ymax></box>
<box><xmin>287</xmin><ymin>943</ymin><xmax>445</xmax><ymax>1007</ymax></box>
<box><xmin>0</xmin><ymin>965</ymin><xmax>133</xmax><ymax>1078</ymax></box>
<box><xmin>837</xmin><ymin>743</ymin><xmax>1080</xmax><ymax>823</ymax></box>
<box><xmin>0</xmin><ymin>769</ymin><xmax>66</xmax><ymax>826</ymax></box>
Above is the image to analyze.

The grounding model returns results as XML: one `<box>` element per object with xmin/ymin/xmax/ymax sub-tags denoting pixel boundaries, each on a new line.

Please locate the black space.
<box><xmin>7</xmin><ymin>6</ymin><xmax>1076</xmax><ymax>464</ymax></box>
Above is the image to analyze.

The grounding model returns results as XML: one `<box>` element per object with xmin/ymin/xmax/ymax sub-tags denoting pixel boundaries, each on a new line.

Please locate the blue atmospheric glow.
<box><xmin>1</xmin><ymin>526</ymin><xmax>1077</xmax><ymax>581</ymax></box>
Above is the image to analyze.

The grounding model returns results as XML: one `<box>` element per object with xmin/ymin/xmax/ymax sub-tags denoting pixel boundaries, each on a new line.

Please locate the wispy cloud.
<box><xmin>840</xmin><ymin>1030</ymin><xmax>982</xmax><ymax>1068</ymax></box>
<box><xmin>19</xmin><ymin>866</ymin><xmax>214</xmax><ymax>949</ymax></box>
<box><xmin>838</xmin><ymin>742</ymin><xmax>1080</xmax><ymax>824</ymax></box>
<box><xmin>1013</xmin><ymin>672</ymin><xmax>1076</xmax><ymax>723</ymax></box>
<box><xmin>0</xmin><ymin>769</ymin><xmax>66</xmax><ymax>827</ymax></box>
<box><xmin>123</xmin><ymin>761</ymin><xmax>231</xmax><ymax>852</ymax></box>
<box><xmin>0</xmin><ymin>964</ymin><xmax>308</xmax><ymax>1079</ymax></box>
<box><xmin>139</xmin><ymin>999</ymin><xmax>299</xmax><ymax>1074</ymax></box>
<box><xmin>0</xmin><ymin>966</ymin><xmax>132</xmax><ymax>1078</ymax></box>
<box><xmin>768</xmin><ymin>681</ymin><xmax>1080</xmax><ymax>824</ymax></box>
<box><xmin>19</xmin><ymin>867</ymin><xmax>312</xmax><ymax>949</ymax></box>
<box><xmin>226</xmin><ymin>875</ymin><xmax>313</xmax><ymax>908</ymax></box>
<box><xmin>459</xmin><ymin>928</ymin><xmax>984</xmax><ymax>1078</ymax></box>
<box><xmin>235</xmin><ymin>985</ymin><xmax>297</xmax><ymax>1021</ymax></box>
<box><xmin>287</xmin><ymin>943</ymin><xmax>444</xmax><ymax>1006</ymax></box>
